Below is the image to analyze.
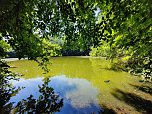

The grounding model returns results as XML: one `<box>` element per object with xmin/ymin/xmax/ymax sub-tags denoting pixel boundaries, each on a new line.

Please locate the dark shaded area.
<box><xmin>102</xmin><ymin>109</ymin><xmax>116</xmax><ymax>114</ymax></box>
<box><xmin>6</xmin><ymin>49</ymin><xmax>90</xmax><ymax>58</ymax></box>
<box><xmin>112</xmin><ymin>88</ymin><xmax>152</xmax><ymax>114</ymax></box>
<box><xmin>102</xmin><ymin>105</ymin><xmax>117</xmax><ymax>114</ymax></box>
<box><xmin>130</xmin><ymin>84</ymin><xmax>152</xmax><ymax>95</ymax></box>
<box><xmin>7</xmin><ymin>51</ymin><xmax>17</xmax><ymax>58</ymax></box>
<box><xmin>61</xmin><ymin>49</ymin><xmax>89</xmax><ymax>56</ymax></box>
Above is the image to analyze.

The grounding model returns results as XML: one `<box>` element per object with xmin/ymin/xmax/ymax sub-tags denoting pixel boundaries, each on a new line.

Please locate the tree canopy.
<box><xmin>0</xmin><ymin>0</ymin><xmax>152</xmax><ymax>77</ymax></box>
<box><xmin>0</xmin><ymin>0</ymin><xmax>152</xmax><ymax>113</ymax></box>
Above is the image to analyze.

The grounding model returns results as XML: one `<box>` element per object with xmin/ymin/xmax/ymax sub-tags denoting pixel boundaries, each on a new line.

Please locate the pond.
<box><xmin>8</xmin><ymin>57</ymin><xmax>152</xmax><ymax>114</ymax></box>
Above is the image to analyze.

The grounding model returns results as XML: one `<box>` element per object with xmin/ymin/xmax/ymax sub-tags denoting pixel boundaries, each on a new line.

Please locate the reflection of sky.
<box><xmin>10</xmin><ymin>75</ymin><xmax>103</xmax><ymax>114</ymax></box>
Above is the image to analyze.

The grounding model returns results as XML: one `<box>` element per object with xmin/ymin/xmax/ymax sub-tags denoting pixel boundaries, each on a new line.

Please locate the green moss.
<box><xmin>8</xmin><ymin>57</ymin><xmax>152</xmax><ymax>113</ymax></box>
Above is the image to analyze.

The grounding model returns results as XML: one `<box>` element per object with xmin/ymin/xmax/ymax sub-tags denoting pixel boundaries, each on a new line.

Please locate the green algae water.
<box><xmin>8</xmin><ymin>57</ymin><xmax>152</xmax><ymax>114</ymax></box>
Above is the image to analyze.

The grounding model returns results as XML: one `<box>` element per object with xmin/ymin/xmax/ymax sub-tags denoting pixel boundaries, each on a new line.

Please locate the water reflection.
<box><xmin>10</xmin><ymin>75</ymin><xmax>103</xmax><ymax>114</ymax></box>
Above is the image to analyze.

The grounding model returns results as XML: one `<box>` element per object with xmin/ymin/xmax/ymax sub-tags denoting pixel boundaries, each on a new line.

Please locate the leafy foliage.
<box><xmin>89</xmin><ymin>40</ymin><xmax>111</xmax><ymax>57</ymax></box>
<box><xmin>0</xmin><ymin>40</ymin><xmax>11</xmax><ymax>58</ymax></box>
<box><xmin>0</xmin><ymin>1</ymin><xmax>152</xmax><ymax>113</ymax></box>
<box><xmin>89</xmin><ymin>0</ymin><xmax>152</xmax><ymax>80</ymax></box>
<box><xmin>0</xmin><ymin>0</ymin><xmax>101</xmax><ymax>58</ymax></box>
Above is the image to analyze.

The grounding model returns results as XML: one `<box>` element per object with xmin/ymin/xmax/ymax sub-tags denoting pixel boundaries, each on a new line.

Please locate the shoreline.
<box><xmin>1</xmin><ymin>56</ymin><xmax>106</xmax><ymax>62</ymax></box>
<box><xmin>1</xmin><ymin>58</ymin><xmax>28</xmax><ymax>62</ymax></box>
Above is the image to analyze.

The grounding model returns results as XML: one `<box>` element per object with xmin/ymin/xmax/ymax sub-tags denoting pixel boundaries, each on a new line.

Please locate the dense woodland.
<box><xmin>0</xmin><ymin>0</ymin><xmax>152</xmax><ymax>113</ymax></box>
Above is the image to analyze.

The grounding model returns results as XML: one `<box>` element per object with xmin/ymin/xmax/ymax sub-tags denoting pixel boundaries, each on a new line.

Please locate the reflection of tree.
<box><xmin>0</xmin><ymin>60</ymin><xmax>63</xmax><ymax>113</ymax></box>
<box><xmin>15</xmin><ymin>78</ymin><xmax>63</xmax><ymax>114</ymax></box>
<box><xmin>0</xmin><ymin>60</ymin><xmax>21</xmax><ymax>114</ymax></box>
